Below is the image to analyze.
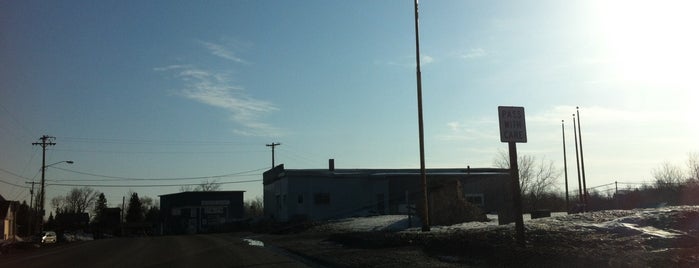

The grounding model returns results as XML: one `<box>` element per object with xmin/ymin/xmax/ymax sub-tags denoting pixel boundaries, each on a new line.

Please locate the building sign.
<box><xmin>498</xmin><ymin>106</ymin><xmax>527</xmax><ymax>143</ymax></box>
<box><xmin>204</xmin><ymin>207</ymin><xmax>224</xmax><ymax>214</ymax></box>
<box><xmin>201</xmin><ymin>200</ymin><xmax>230</xmax><ymax>206</ymax></box>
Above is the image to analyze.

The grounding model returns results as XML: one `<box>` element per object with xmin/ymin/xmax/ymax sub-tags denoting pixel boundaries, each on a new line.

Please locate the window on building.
<box><xmin>314</xmin><ymin>193</ymin><xmax>330</xmax><ymax>205</ymax></box>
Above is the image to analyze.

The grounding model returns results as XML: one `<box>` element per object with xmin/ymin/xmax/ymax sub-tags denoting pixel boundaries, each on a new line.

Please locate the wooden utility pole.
<box><xmin>573</xmin><ymin>114</ymin><xmax>583</xmax><ymax>207</ymax></box>
<box><xmin>413</xmin><ymin>0</ymin><xmax>430</xmax><ymax>232</ymax></box>
<box><xmin>32</xmin><ymin>135</ymin><xmax>55</xmax><ymax>231</ymax></box>
<box><xmin>266</xmin><ymin>143</ymin><xmax>281</xmax><ymax>168</ymax></box>
<box><xmin>25</xmin><ymin>181</ymin><xmax>37</xmax><ymax>234</ymax></box>
<box><xmin>561</xmin><ymin>120</ymin><xmax>570</xmax><ymax>212</ymax></box>
<box><xmin>576</xmin><ymin>107</ymin><xmax>588</xmax><ymax>207</ymax></box>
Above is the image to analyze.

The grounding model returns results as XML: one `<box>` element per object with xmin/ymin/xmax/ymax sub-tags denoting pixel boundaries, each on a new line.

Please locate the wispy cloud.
<box><xmin>438</xmin><ymin>118</ymin><xmax>498</xmax><ymax>142</ymax></box>
<box><xmin>460</xmin><ymin>48</ymin><xmax>487</xmax><ymax>59</ymax></box>
<box><xmin>374</xmin><ymin>54</ymin><xmax>435</xmax><ymax>67</ymax></box>
<box><xmin>199</xmin><ymin>41</ymin><xmax>249</xmax><ymax>64</ymax></box>
<box><xmin>156</xmin><ymin>65</ymin><xmax>281</xmax><ymax>137</ymax></box>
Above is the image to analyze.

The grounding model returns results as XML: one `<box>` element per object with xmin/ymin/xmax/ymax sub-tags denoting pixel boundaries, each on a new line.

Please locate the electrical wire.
<box><xmin>48</xmin><ymin>148</ymin><xmax>265</xmax><ymax>155</ymax></box>
<box><xmin>49</xmin><ymin>166</ymin><xmax>268</xmax><ymax>181</ymax></box>
<box><xmin>58</xmin><ymin>136</ymin><xmax>261</xmax><ymax>146</ymax></box>
<box><xmin>0</xmin><ymin>167</ymin><xmax>32</xmax><ymax>181</ymax></box>
<box><xmin>0</xmin><ymin>177</ymin><xmax>30</xmax><ymax>189</ymax></box>
<box><xmin>47</xmin><ymin>179</ymin><xmax>262</xmax><ymax>188</ymax></box>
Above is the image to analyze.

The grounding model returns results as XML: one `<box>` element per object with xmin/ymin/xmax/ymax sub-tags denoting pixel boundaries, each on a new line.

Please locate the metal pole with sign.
<box><xmin>498</xmin><ymin>106</ymin><xmax>526</xmax><ymax>246</ymax></box>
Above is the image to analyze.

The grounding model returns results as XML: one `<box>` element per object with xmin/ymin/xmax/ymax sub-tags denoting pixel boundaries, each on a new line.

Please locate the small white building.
<box><xmin>263</xmin><ymin>161</ymin><xmax>510</xmax><ymax>222</ymax></box>
<box><xmin>0</xmin><ymin>195</ymin><xmax>18</xmax><ymax>241</ymax></box>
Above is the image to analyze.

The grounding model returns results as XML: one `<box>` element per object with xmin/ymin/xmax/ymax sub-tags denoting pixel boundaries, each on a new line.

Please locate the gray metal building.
<box><xmin>263</xmin><ymin>162</ymin><xmax>510</xmax><ymax>222</ymax></box>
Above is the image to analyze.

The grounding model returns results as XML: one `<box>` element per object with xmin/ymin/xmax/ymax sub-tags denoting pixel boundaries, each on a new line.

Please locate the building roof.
<box><xmin>263</xmin><ymin>164</ymin><xmax>509</xmax><ymax>185</ymax></box>
<box><xmin>0</xmin><ymin>200</ymin><xmax>18</xmax><ymax>220</ymax></box>
<box><xmin>159</xmin><ymin>191</ymin><xmax>245</xmax><ymax>197</ymax></box>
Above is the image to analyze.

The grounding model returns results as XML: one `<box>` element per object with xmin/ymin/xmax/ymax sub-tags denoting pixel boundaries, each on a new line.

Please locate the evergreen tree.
<box><xmin>93</xmin><ymin>193</ymin><xmax>108</xmax><ymax>225</ymax></box>
<box><xmin>125</xmin><ymin>192</ymin><xmax>144</xmax><ymax>223</ymax></box>
<box><xmin>46</xmin><ymin>213</ymin><xmax>55</xmax><ymax>230</ymax></box>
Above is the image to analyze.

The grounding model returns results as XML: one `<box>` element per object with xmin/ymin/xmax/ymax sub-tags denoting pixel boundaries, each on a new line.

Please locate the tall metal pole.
<box><xmin>573</xmin><ymin>115</ymin><xmax>583</xmax><ymax>208</ymax></box>
<box><xmin>561</xmin><ymin>120</ymin><xmax>570</xmax><ymax>212</ymax></box>
<box><xmin>413</xmin><ymin>0</ymin><xmax>430</xmax><ymax>232</ymax></box>
<box><xmin>576</xmin><ymin>107</ymin><xmax>588</xmax><ymax>207</ymax></box>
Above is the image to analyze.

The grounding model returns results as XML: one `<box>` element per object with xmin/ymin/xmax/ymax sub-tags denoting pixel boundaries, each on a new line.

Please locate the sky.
<box><xmin>1</xmin><ymin>0</ymin><xmax>698</xmax><ymax>210</ymax></box>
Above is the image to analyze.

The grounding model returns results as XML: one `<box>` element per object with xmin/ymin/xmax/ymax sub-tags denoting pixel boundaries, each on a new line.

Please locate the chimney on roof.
<box><xmin>329</xmin><ymin>159</ymin><xmax>335</xmax><ymax>171</ymax></box>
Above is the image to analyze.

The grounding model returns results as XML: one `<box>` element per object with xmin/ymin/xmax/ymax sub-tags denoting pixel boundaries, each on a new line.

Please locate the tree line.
<box><xmin>493</xmin><ymin>151</ymin><xmax>699</xmax><ymax>213</ymax></box>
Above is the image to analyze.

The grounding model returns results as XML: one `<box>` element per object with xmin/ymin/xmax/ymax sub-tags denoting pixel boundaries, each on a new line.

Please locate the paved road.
<box><xmin>0</xmin><ymin>233</ymin><xmax>310</xmax><ymax>268</ymax></box>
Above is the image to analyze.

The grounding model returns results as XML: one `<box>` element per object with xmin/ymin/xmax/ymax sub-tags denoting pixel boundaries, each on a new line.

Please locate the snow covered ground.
<box><xmin>266</xmin><ymin>207</ymin><xmax>699</xmax><ymax>267</ymax></box>
<box><xmin>315</xmin><ymin>206</ymin><xmax>699</xmax><ymax>240</ymax></box>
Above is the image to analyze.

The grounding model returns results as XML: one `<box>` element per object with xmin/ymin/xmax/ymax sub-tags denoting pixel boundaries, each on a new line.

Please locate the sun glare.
<box><xmin>594</xmin><ymin>0</ymin><xmax>699</xmax><ymax>89</ymax></box>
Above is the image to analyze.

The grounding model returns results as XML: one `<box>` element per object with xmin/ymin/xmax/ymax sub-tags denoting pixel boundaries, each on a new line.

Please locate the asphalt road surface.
<box><xmin>0</xmin><ymin>233</ymin><xmax>311</xmax><ymax>268</ymax></box>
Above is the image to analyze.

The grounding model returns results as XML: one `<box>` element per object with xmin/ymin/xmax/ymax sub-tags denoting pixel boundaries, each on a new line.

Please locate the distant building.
<box><xmin>263</xmin><ymin>161</ymin><xmax>511</xmax><ymax>223</ymax></box>
<box><xmin>0</xmin><ymin>195</ymin><xmax>19</xmax><ymax>240</ymax></box>
<box><xmin>159</xmin><ymin>191</ymin><xmax>245</xmax><ymax>235</ymax></box>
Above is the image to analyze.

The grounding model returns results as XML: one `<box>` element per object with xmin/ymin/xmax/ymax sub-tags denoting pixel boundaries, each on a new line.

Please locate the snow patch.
<box><xmin>243</xmin><ymin>238</ymin><xmax>265</xmax><ymax>247</ymax></box>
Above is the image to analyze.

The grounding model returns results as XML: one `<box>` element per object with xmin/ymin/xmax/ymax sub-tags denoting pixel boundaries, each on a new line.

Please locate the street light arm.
<box><xmin>45</xmin><ymin>160</ymin><xmax>74</xmax><ymax>169</ymax></box>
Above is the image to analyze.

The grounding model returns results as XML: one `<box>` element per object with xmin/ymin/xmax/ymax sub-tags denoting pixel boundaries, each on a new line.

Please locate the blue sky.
<box><xmin>1</xmin><ymin>0</ymin><xmax>697</xmax><ymax>209</ymax></box>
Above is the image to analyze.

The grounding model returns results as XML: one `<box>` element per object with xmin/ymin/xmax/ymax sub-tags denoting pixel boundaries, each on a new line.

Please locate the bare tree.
<box><xmin>52</xmin><ymin>187</ymin><xmax>100</xmax><ymax>214</ymax></box>
<box><xmin>653</xmin><ymin>161</ymin><xmax>685</xmax><ymax>189</ymax></box>
<box><xmin>179</xmin><ymin>185</ymin><xmax>195</xmax><ymax>192</ymax></box>
<box><xmin>244</xmin><ymin>196</ymin><xmax>263</xmax><ymax>218</ymax></box>
<box><xmin>198</xmin><ymin>180</ymin><xmax>221</xmax><ymax>191</ymax></box>
<box><xmin>64</xmin><ymin>187</ymin><xmax>99</xmax><ymax>213</ymax></box>
<box><xmin>494</xmin><ymin>150</ymin><xmax>560</xmax><ymax>210</ymax></box>
<box><xmin>687</xmin><ymin>152</ymin><xmax>699</xmax><ymax>181</ymax></box>
<box><xmin>51</xmin><ymin>196</ymin><xmax>66</xmax><ymax>213</ymax></box>
<box><xmin>180</xmin><ymin>180</ymin><xmax>221</xmax><ymax>192</ymax></box>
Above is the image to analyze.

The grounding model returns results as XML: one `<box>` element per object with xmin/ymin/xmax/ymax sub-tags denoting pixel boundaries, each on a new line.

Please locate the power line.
<box><xmin>0</xmin><ymin>166</ymin><xmax>32</xmax><ymax>181</ymax></box>
<box><xmin>48</xmin><ymin>148</ymin><xmax>265</xmax><ymax>155</ymax></box>
<box><xmin>49</xmin><ymin>173</ymin><xmax>259</xmax><ymax>182</ymax></box>
<box><xmin>50</xmin><ymin>166</ymin><xmax>268</xmax><ymax>181</ymax></box>
<box><xmin>47</xmin><ymin>179</ymin><xmax>262</xmax><ymax>188</ymax></box>
<box><xmin>58</xmin><ymin>136</ymin><xmax>260</xmax><ymax>146</ymax></box>
<box><xmin>0</xmin><ymin>101</ymin><xmax>34</xmax><ymax>138</ymax></box>
<box><xmin>0</xmin><ymin>177</ymin><xmax>30</xmax><ymax>189</ymax></box>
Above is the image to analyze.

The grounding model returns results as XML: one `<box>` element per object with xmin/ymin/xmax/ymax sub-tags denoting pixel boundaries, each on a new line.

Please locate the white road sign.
<box><xmin>498</xmin><ymin>106</ymin><xmax>527</xmax><ymax>143</ymax></box>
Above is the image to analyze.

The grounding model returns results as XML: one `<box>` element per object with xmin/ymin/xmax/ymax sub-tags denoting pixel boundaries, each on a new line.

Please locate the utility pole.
<box><xmin>25</xmin><ymin>181</ymin><xmax>37</xmax><ymax>234</ymax></box>
<box><xmin>573</xmin><ymin>115</ymin><xmax>583</xmax><ymax>210</ymax></box>
<box><xmin>561</xmin><ymin>120</ymin><xmax>570</xmax><ymax>213</ymax></box>
<box><xmin>266</xmin><ymin>143</ymin><xmax>281</xmax><ymax>168</ymax></box>
<box><xmin>32</xmin><ymin>135</ymin><xmax>55</xmax><ymax>231</ymax></box>
<box><xmin>576</xmin><ymin>107</ymin><xmax>588</xmax><ymax>208</ymax></box>
<box><xmin>413</xmin><ymin>0</ymin><xmax>430</xmax><ymax>232</ymax></box>
<box><xmin>121</xmin><ymin>196</ymin><xmax>125</xmax><ymax>236</ymax></box>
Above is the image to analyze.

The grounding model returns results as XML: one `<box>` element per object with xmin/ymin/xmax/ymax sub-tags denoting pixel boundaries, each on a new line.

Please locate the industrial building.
<box><xmin>263</xmin><ymin>160</ymin><xmax>511</xmax><ymax>223</ymax></box>
<box><xmin>159</xmin><ymin>191</ymin><xmax>245</xmax><ymax>234</ymax></box>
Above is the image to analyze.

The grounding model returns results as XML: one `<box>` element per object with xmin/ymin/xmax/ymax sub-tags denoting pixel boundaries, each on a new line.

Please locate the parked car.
<box><xmin>41</xmin><ymin>231</ymin><xmax>57</xmax><ymax>244</ymax></box>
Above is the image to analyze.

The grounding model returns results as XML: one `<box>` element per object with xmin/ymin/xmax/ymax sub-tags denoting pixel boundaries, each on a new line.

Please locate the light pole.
<box><xmin>38</xmin><ymin>160</ymin><xmax>73</xmax><ymax>232</ymax></box>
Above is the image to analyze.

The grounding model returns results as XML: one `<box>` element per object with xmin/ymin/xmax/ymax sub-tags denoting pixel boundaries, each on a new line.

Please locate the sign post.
<box><xmin>498</xmin><ymin>106</ymin><xmax>527</xmax><ymax>247</ymax></box>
